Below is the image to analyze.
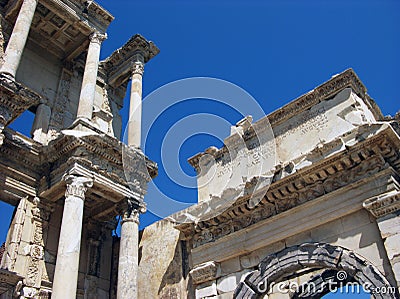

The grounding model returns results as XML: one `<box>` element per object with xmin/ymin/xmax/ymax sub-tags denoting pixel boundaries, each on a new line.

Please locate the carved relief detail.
<box><xmin>89</xmin><ymin>31</ymin><xmax>107</xmax><ymax>45</ymax></box>
<box><xmin>363</xmin><ymin>191</ymin><xmax>400</xmax><ymax>218</ymax></box>
<box><xmin>49</xmin><ymin>68</ymin><xmax>72</xmax><ymax>136</ymax></box>
<box><xmin>189</xmin><ymin>261</ymin><xmax>220</xmax><ymax>285</ymax></box>
<box><xmin>187</xmin><ymin>138</ymin><xmax>393</xmax><ymax>248</ymax></box>
<box><xmin>131</xmin><ymin>61</ymin><xmax>144</xmax><ymax>76</ymax></box>
<box><xmin>64</xmin><ymin>175</ymin><xmax>93</xmax><ymax>200</ymax></box>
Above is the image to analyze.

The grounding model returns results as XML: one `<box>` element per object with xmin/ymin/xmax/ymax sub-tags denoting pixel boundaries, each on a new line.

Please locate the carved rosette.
<box><xmin>64</xmin><ymin>175</ymin><xmax>93</xmax><ymax>200</ymax></box>
<box><xmin>89</xmin><ymin>31</ymin><xmax>107</xmax><ymax>45</ymax></box>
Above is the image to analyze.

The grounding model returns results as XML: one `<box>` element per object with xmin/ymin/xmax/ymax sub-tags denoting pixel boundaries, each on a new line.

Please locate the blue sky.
<box><xmin>1</xmin><ymin>1</ymin><xmax>399</xmax><ymax>283</ymax></box>
<box><xmin>96</xmin><ymin>0</ymin><xmax>399</xmax><ymax>227</ymax></box>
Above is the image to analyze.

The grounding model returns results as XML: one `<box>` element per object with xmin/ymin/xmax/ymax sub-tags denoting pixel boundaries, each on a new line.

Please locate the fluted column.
<box><xmin>76</xmin><ymin>32</ymin><xmax>106</xmax><ymax>121</ymax></box>
<box><xmin>117</xmin><ymin>201</ymin><xmax>140</xmax><ymax>299</ymax></box>
<box><xmin>52</xmin><ymin>175</ymin><xmax>93</xmax><ymax>299</ymax></box>
<box><xmin>0</xmin><ymin>0</ymin><xmax>38</xmax><ymax>77</ymax></box>
<box><xmin>127</xmin><ymin>57</ymin><xmax>144</xmax><ymax>147</ymax></box>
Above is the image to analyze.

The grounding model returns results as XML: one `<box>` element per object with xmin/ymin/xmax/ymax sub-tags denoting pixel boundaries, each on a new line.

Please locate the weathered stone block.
<box><xmin>217</xmin><ymin>274</ymin><xmax>237</xmax><ymax>293</ymax></box>
<box><xmin>220</xmin><ymin>257</ymin><xmax>241</xmax><ymax>275</ymax></box>
<box><xmin>384</xmin><ymin>235</ymin><xmax>400</xmax><ymax>261</ymax></box>
<box><xmin>195</xmin><ymin>280</ymin><xmax>217</xmax><ymax>299</ymax></box>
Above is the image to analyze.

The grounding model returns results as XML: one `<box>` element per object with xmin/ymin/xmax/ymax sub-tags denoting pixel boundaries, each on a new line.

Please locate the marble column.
<box><xmin>127</xmin><ymin>58</ymin><xmax>144</xmax><ymax>147</ymax></box>
<box><xmin>76</xmin><ymin>32</ymin><xmax>106</xmax><ymax>121</ymax></box>
<box><xmin>0</xmin><ymin>0</ymin><xmax>38</xmax><ymax>77</ymax></box>
<box><xmin>117</xmin><ymin>203</ymin><xmax>140</xmax><ymax>299</ymax></box>
<box><xmin>31</xmin><ymin>103</ymin><xmax>51</xmax><ymax>144</ymax></box>
<box><xmin>52</xmin><ymin>175</ymin><xmax>93</xmax><ymax>299</ymax></box>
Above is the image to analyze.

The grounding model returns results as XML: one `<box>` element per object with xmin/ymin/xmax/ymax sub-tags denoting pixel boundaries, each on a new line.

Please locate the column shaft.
<box><xmin>76</xmin><ymin>33</ymin><xmax>106</xmax><ymax>120</ymax></box>
<box><xmin>117</xmin><ymin>210</ymin><xmax>139</xmax><ymax>299</ymax></box>
<box><xmin>31</xmin><ymin>103</ymin><xmax>51</xmax><ymax>143</ymax></box>
<box><xmin>127</xmin><ymin>62</ymin><xmax>144</xmax><ymax>147</ymax></box>
<box><xmin>0</xmin><ymin>0</ymin><xmax>38</xmax><ymax>77</ymax></box>
<box><xmin>52</xmin><ymin>175</ymin><xmax>93</xmax><ymax>299</ymax></box>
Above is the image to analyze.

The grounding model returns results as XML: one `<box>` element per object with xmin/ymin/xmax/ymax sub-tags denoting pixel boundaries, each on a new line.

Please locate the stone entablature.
<box><xmin>0</xmin><ymin>127</ymin><xmax>157</xmax><ymax>219</ymax></box>
<box><xmin>188</xmin><ymin>70</ymin><xmax>385</xmax><ymax>205</ymax></box>
<box><xmin>177</xmin><ymin>123</ymin><xmax>400</xmax><ymax>248</ymax></box>
<box><xmin>0</xmin><ymin>73</ymin><xmax>42</xmax><ymax>144</ymax></box>
<box><xmin>101</xmin><ymin>34</ymin><xmax>160</xmax><ymax>88</ymax></box>
<box><xmin>188</xmin><ymin>69</ymin><xmax>383</xmax><ymax>172</ymax></box>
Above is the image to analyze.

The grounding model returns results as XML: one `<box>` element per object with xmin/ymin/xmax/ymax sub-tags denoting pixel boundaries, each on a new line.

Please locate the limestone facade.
<box><xmin>0</xmin><ymin>0</ymin><xmax>158</xmax><ymax>298</ymax></box>
<box><xmin>138</xmin><ymin>69</ymin><xmax>400</xmax><ymax>299</ymax></box>
<box><xmin>0</xmin><ymin>1</ymin><xmax>399</xmax><ymax>298</ymax></box>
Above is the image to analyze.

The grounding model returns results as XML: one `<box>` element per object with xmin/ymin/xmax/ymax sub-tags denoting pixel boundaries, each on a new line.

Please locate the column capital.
<box><xmin>120</xmin><ymin>198</ymin><xmax>146</xmax><ymax>224</ymax></box>
<box><xmin>63</xmin><ymin>175</ymin><xmax>93</xmax><ymax>200</ymax></box>
<box><xmin>89</xmin><ymin>32</ymin><xmax>107</xmax><ymax>45</ymax></box>
<box><xmin>131</xmin><ymin>61</ymin><xmax>144</xmax><ymax>76</ymax></box>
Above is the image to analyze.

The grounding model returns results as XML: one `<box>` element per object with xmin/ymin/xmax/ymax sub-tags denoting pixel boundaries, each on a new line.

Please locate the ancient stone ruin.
<box><xmin>0</xmin><ymin>0</ymin><xmax>399</xmax><ymax>299</ymax></box>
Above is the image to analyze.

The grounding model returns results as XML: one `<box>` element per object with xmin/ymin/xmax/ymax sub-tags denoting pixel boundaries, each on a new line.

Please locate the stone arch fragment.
<box><xmin>234</xmin><ymin>242</ymin><xmax>396</xmax><ymax>299</ymax></box>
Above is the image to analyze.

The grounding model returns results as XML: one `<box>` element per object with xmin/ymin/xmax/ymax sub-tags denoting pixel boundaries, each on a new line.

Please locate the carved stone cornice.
<box><xmin>101</xmin><ymin>34</ymin><xmax>159</xmax><ymax>87</ymax></box>
<box><xmin>38</xmin><ymin>0</ymin><xmax>113</xmax><ymax>33</ymax></box>
<box><xmin>0</xmin><ymin>73</ymin><xmax>42</xmax><ymax>128</ymax></box>
<box><xmin>363</xmin><ymin>191</ymin><xmax>400</xmax><ymax>218</ymax></box>
<box><xmin>178</xmin><ymin>125</ymin><xmax>400</xmax><ymax>248</ymax></box>
<box><xmin>188</xmin><ymin>69</ymin><xmax>384</xmax><ymax>170</ymax></box>
<box><xmin>46</xmin><ymin>133</ymin><xmax>157</xmax><ymax>185</ymax></box>
<box><xmin>189</xmin><ymin>261</ymin><xmax>220</xmax><ymax>285</ymax></box>
<box><xmin>63</xmin><ymin>174</ymin><xmax>93</xmax><ymax>200</ymax></box>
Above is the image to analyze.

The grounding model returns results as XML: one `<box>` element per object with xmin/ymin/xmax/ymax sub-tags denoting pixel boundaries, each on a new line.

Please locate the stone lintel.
<box><xmin>101</xmin><ymin>34</ymin><xmax>160</xmax><ymax>87</ymax></box>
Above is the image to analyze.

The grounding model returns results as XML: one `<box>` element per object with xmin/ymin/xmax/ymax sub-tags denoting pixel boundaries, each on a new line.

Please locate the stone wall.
<box><xmin>138</xmin><ymin>219</ymin><xmax>192</xmax><ymax>299</ymax></box>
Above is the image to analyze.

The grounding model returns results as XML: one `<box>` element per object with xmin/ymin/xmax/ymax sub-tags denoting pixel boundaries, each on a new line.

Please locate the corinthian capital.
<box><xmin>120</xmin><ymin>198</ymin><xmax>146</xmax><ymax>224</ymax></box>
<box><xmin>89</xmin><ymin>32</ymin><xmax>107</xmax><ymax>45</ymax></box>
<box><xmin>131</xmin><ymin>61</ymin><xmax>144</xmax><ymax>76</ymax></box>
<box><xmin>64</xmin><ymin>175</ymin><xmax>93</xmax><ymax>200</ymax></box>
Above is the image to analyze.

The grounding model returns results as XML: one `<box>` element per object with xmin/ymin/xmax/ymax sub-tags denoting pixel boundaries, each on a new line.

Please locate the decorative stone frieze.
<box><xmin>178</xmin><ymin>125</ymin><xmax>400</xmax><ymax>248</ymax></box>
<box><xmin>363</xmin><ymin>191</ymin><xmax>400</xmax><ymax>218</ymax></box>
<box><xmin>189</xmin><ymin>261</ymin><xmax>220</xmax><ymax>285</ymax></box>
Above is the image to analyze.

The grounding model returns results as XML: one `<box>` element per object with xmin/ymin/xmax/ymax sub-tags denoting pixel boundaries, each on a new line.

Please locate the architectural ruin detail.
<box><xmin>0</xmin><ymin>0</ymin><xmax>38</xmax><ymax>77</ymax></box>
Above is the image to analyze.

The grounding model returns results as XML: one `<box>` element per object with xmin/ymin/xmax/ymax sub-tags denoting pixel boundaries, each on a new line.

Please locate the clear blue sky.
<box><xmin>95</xmin><ymin>0</ymin><xmax>400</xmax><ymax>228</ymax></box>
<box><xmin>1</xmin><ymin>2</ymin><xmax>399</xmax><ymax>287</ymax></box>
